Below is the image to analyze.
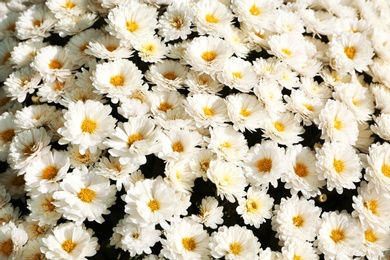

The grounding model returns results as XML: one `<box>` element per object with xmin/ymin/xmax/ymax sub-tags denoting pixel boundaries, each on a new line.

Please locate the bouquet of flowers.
<box><xmin>0</xmin><ymin>0</ymin><xmax>390</xmax><ymax>259</ymax></box>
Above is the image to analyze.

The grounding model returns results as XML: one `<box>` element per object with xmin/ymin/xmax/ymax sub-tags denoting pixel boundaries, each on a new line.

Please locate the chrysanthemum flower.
<box><xmin>19</xmin><ymin>240</ymin><xmax>46</xmax><ymax>260</ymax></box>
<box><xmin>253</xmin><ymin>79</ymin><xmax>286</xmax><ymax>118</ymax></box>
<box><xmin>14</xmin><ymin>104</ymin><xmax>57</xmax><ymax>130</ymax></box>
<box><xmin>150</xmin><ymin>89</ymin><xmax>184</xmax><ymax>116</ymax></box>
<box><xmin>361</xmin><ymin>226</ymin><xmax>390</xmax><ymax>260</ymax></box>
<box><xmin>0</xmin><ymin>112</ymin><xmax>19</xmax><ymax>162</ymax></box>
<box><xmin>41</xmin><ymin>222</ymin><xmax>98</xmax><ymax>260</ymax></box>
<box><xmin>4</xmin><ymin>66</ymin><xmax>42</xmax><ymax>102</ymax></box>
<box><xmin>0</xmin><ymin>169</ymin><xmax>25</xmax><ymax>200</ymax></box>
<box><xmin>133</xmin><ymin>35</ymin><xmax>168</xmax><ymax>63</ymax></box>
<box><xmin>189</xmin><ymin>149</ymin><xmax>217</xmax><ymax>181</ymax></box>
<box><xmin>222</xmin><ymin>26</ymin><xmax>250</xmax><ymax>58</ymax></box>
<box><xmin>300</xmin><ymin>76</ymin><xmax>332</xmax><ymax>100</ymax></box>
<box><xmin>191</xmin><ymin>196</ymin><xmax>223</xmax><ymax>229</ymax></box>
<box><xmin>184</xmin><ymin>70</ymin><xmax>224</xmax><ymax>95</ymax></box>
<box><xmin>164</xmin><ymin>159</ymin><xmax>196</xmax><ymax>194</ymax></box>
<box><xmin>0</xmin><ymin>221</ymin><xmax>28</xmax><ymax>260</ymax></box>
<box><xmin>0</xmin><ymin>12</ymin><xmax>18</xmax><ymax>41</ymax></box>
<box><xmin>9</xmin><ymin>40</ymin><xmax>47</xmax><ymax>69</ymax></box>
<box><xmin>67</xmin><ymin>144</ymin><xmax>102</xmax><ymax>169</ymax></box>
<box><xmin>53</xmin><ymin>12</ymin><xmax>98</xmax><ymax>37</ymax></box>
<box><xmin>22</xmin><ymin>220</ymin><xmax>50</xmax><ymax>241</ymax></box>
<box><xmin>58</xmin><ymin>100</ymin><xmax>117</xmax><ymax>155</ymax></box>
<box><xmin>370</xmin><ymin>113</ymin><xmax>390</xmax><ymax>141</ymax></box>
<box><xmin>281</xmin><ymin>240</ymin><xmax>319</xmax><ymax>260</ymax></box>
<box><xmin>46</xmin><ymin>0</ymin><xmax>89</xmax><ymax>19</ymax></box>
<box><xmin>26</xmin><ymin>192</ymin><xmax>62</xmax><ymax>226</ymax></box>
<box><xmin>370</xmin><ymin>82</ymin><xmax>390</xmax><ymax>114</ymax></box>
<box><xmin>85</xmin><ymin>33</ymin><xmax>134</xmax><ymax>61</ymax></box>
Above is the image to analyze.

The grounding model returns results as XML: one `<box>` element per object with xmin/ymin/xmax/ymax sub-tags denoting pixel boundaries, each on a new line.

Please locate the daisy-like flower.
<box><xmin>191</xmin><ymin>196</ymin><xmax>224</xmax><ymax>229</ymax></box>
<box><xmin>85</xmin><ymin>33</ymin><xmax>134</xmax><ymax>61</ymax></box>
<box><xmin>370</xmin><ymin>113</ymin><xmax>390</xmax><ymax>141</ymax></box>
<box><xmin>150</xmin><ymin>89</ymin><xmax>184</xmax><ymax>116</ymax></box>
<box><xmin>104</xmin><ymin>116</ymin><xmax>160</xmax><ymax>166</ymax></box>
<box><xmin>208</xmin><ymin>125</ymin><xmax>249</xmax><ymax>164</ymax></box>
<box><xmin>41</xmin><ymin>222</ymin><xmax>98</xmax><ymax>260</ymax></box>
<box><xmin>26</xmin><ymin>192</ymin><xmax>62</xmax><ymax>226</ymax></box>
<box><xmin>91</xmin><ymin>59</ymin><xmax>144</xmax><ymax>103</ymax></box>
<box><xmin>223</xmin><ymin>26</ymin><xmax>251</xmax><ymax>58</ymax></box>
<box><xmin>19</xmin><ymin>239</ymin><xmax>46</xmax><ymax>260</ymax></box>
<box><xmin>31</xmin><ymin>45</ymin><xmax>73</xmax><ymax>83</ymax></box>
<box><xmin>0</xmin><ymin>112</ymin><xmax>19</xmax><ymax>162</ymax></box>
<box><xmin>217</xmin><ymin>56</ymin><xmax>258</xmax><ymax>93</ymax></box>
<box><xmin>300</xmin><ymin>76</ymin><xmax>332</xmax><ymax>100</ymax></box>
<box><xmin>0</xmin><ymin>169</ymin><xmax>25</xmax><ymax>200</ymax></box>
<box><xmin>207</xmin><ymin>159</ymin><xmax>247</xmax><ymax>203</ymax></box>
<box><xmin>185</xmin><ymin>70</ymin><xmax>224</xmax><ymax>95</ymax></box>
<box><xmin>189</xmin><ymin>148</ymin><xmax>217</xmax><ymax>180</ymax></box>
<box><xmin>118</xmin><ymin>89</ymin><xmax>151</xmax><ymax>118</ymax></box>
<box><xmin>0</xmin><ymin>12</ymin><xmax>18</xmax><ymax>41</ymax></box>
<box><xmin>22</xmin><ymin>220</ymin><xmax>50</xmax><ymax>241</ymax></box>
<box><xmin>133</xmin><ymin>35</ymin><xmax>168</xmax><ymax>63</ymax></box>
<box><xmin>164</xmin><ymin>159</ymin><xmax>196</xmax><ymax>194</ymax></box>
<box><xmin>145</xmin><ymin>59</ymin><xmax>188</xmax><ymax>92</ymax></box>
<box><xmin>184</xmin><ymin>93</ymin><xmax>228</xmax><ymax>128</ymax></box>
<box><xmin>316</xmin><ymin>141</ymin><xmax>362</xmax><ymax>194</ymax></box>
<box><xmin>14</xmin><ymin>104</ymin><xmax>57</xmax><ymax>130</ymax></box>
<box><xmin>67</xmin><ymin>144</ymin><xmax>101</xmax><ymax>169</ymax></box>
<box><xmin>236</xmin><ymin>186</ymin><xmax>274</xmax><ymax>228</ymax></box>
<box><xmin>53</xmin><ymin>12</ymin><xmax>98</xmax><ymax>37</ymax></box>
<box><xmin>37</xmin><ymin>76</ymin><xmax>74</xmax><ymax>104</ymax></box>
<box><xmin>245</xmin><ymin>140</ymin><xmax>286</xmax><ymax>188</ymax></box>
<box><xmin>283</xmin><ymin>145</ymin><xmax>325</xmax><ymax>198</ymax></box>
<box><xmin>272</xmin><ymin>195</ymin><xmax>322</xmax><ymax>243</ymax></box>
<box><xmin>370</xmin><ymin>82</ymin><xmax>390</xmax><ymax>114</ymax></box>
<box><xmin>281</xmin><ymin>240</ymin><xmax>319</xmax><ymax>260</ymax></box>
<box><xmin>157</xmin><ymin>3</ymin><xmax>193</xmax><ymax>42</ymax></box>
<box><xmin>9</xmin><ymin>40</ymin><xmax>47</xmax><ymax>69</ymax></box>
<box><xmin>253</xmin><ymin>79</ymin><xmax>286</xmax><ymax>118</ymax></box>
<box><xmin>361</xmin><ymin>226</ymin><xmax>390</xmax><ymax>260</ymax></box>
<box><xmin>262</xmin><ymin>111</ymin><xmax>305</xmax><ymax>146</ymax></box>
<box><xmin>273</xmin><ymin>9</ymin><xmax>305</xmax><ymax>35</ymax></box>
<box><xmin>352</xmin><ymin>181</ymin><xmax>390</xmax><ymax>232</ymax></box>
<box><xmin>316</xmin><ymin>100</ymin><xmax>359</xmax><ymax>145</ymax></box>
<box><xmin>161</xmin><ymin>218</ymin><xmax>210</xmax><ymax>260</ymax></box>
<box><xmin>0</xmin><ymin>221</ymin><xmax>28</xmax><ymax>260</ymax></box>
<box><xmin>183</xmin><ymin>36</ymin><xmax>233</xmax><ymax>76</ymax></box>
<box><xmin>46</xmin><ymin>0</ymin><xmax>89</xmax><ymax>19</ymax></box>
<box><xmin>0</xmin><ymin>203</ymin><xmax>21</xmax><ymax>225</ymax></box>
<box><xmin>24</xmin><ymin>149</ymin><xmax>70</xmax><ymax>195</ymax></box>
<box><xmin>252</xmin><ymin>57</ymin><xmax>284</xmax><ymax>82</ymax></box>
<box><xmin>8</xmin><ymin>127</ymin><xmax>51</xmax><ymax>175</ymax></box>
<box><xmin>317</xmin><ymin>211</ymin><xmax>364</xmax><ymax>259</ymax></box>
<box><xmin>192</xmin><ymin>0</ymin><xmax>233</xmax><ymax>37</ymax></box>
<box><xmin>122</xmin><ymin>176</ymin><xmax>187</xmax><ymax>227</ymax></box>
<box><xmin>53</xmin><ymin>166</ymin><xmax>116</xmax><ymax>225</ymax></box>
<box><xmin>0</xmin><ymin>39</ymin><xmax>16</xmax><ymax>80</ymax></box>
<box><xmin>327</xmin><ymin>32</ymin><xmax>374</xmax><ymax>74</ymax></box>
<box><xmin>209</xmin><ymin>225</ymin><xmax>261</xmax><ymax>259</ymax></box>
<box><xmin>58</xmin><ymin>100</ymin><xmax>117</xmax><ymax>155</ymax></box>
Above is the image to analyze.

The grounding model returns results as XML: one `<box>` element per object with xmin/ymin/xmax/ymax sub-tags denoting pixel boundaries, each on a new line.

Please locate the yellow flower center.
<box><xmin>202</xmin><ymin>107</ymin><xmax>215</xmax><ymax>116</ymax></box>
<box><xmin>344</xmin><ymin>46</ymin><xmax>356</xmax><ymax>59</ymax></box>
<box><xmin>22</xmin><ymin>143</ymin><xmax>35</xmax><ymax>156</ymax></box>
<box><xmin>48</xmin><ymin>59</ymin><xmax>63</xmax><ymax>70</ymax></box>
<box><xmin>53</xmin><ymin>81</ymin><xmax>64</xmax><ymax>91</ymax></box>
<box><xmin>147</xmin><ymin>199</ymin><xmax>160</xmax><ymax>212</ymax></box>
<box><xmin>75</xmin><ymin>149</ymin><xmax>92</xmax><ymax>164</ymax></box>
<box><xmin>172</xmin><ymin>141</ymin><xmax>184</xmax><ymax>153</ymax></box>
<box><xmin>126</xmin><ymin>20</ymin><xmax>139</xmax><ymax>32</ymax></box>
<box><xmin>205</xmin><ymin>14</ymin><xmax>219</xmax><ymax>23</ymax></box>
<box><xmin>109</xmin><ymin>74</ymin><xmax>125</xmax><ymax>87</ymax></box>
<box><xmin>182</xmin><ymin>237</ymin><xmax>197</xmax><ymax>251</ymax></box>
<box><xmin>232</xmin><ymin>72</ymin><xmax>243</xmax><ymax>79</ymax></box>
<box><xmin>330</xmin><ymin>228</ymin><xmax>345</xmax><ymax>243</ymax></box>
<box><xmin>32</xmin><ymin>20</ymin><xmax>41</xmax><ymax>27</ymax></box>
<box><xmin>63</xmin><ymin>0</ymin><xmax>75</xmax><ymax>9</ymax></box>
<box><xmin>41</xmin><ymin>165</ymin><xmax>58</xmax><ymax>180</ymax></box>
<box><xmin>294</xmin><ymin>162</ymin><xmax>309</xmax><ymax>177</ymax></box>
<box><xmin>229</xmin><ymin>242</ymin><xmax>242</xmax><ymax>256</ymax></box>
<box><xmin>273</xmin><ymin>121</ymin><xmax>285</xmax><ymax>132</ymax></box>
<box><xmin>158</xmin><ymin>102</ymin><xmax>173</xmax><ymax>112</ymax></box>
<box><xmin>79</xmin><ymin>43</ymin><xmax>88</xmax><ymax>52</ymax></box>
<box><xmin>171</xmin><ymin>17</ymin><xmax>183</xmax><ymax>29</ymax></box>
<box><xmin>240</xmin><ymin>108</ymin><xmax>252</xmax><ymax>117</ymax></box>
<box><xmin>334</xmin><ymin>117</ymin><xmax>342</xmax><ymax>130</ymax></box>
<box><xmin>303</xmin><ymin>103</ymin><xmax>314</xmax><ymax>112</ymax></box>
<box><xmin>246</xmin><ymin>199</ymin><xmax>259</xmax><ymax>213</ymax></box>
<box><xmin>293</xmin><ymin>254</ymin><xmax>303</xmax><ymax>260</ymax></box>
<box><xmin>2</xmin><ymin>52</ymin><xmax>10</xmax><ymax>65</ymax></box>
<box><xmin>333</xmin><ymin>159</ymin><xmax>345</xmax><ymax>174</ymax></box>
<box><xmin>249</xmin><ymin>4</ymin><xmax>261</xmax><ymax>16</ymax></box>
<box><xmin>106</xmin><ymin>45</ymin><xmax>117</xmax><ymax>52</ymax></box>
<box><xmin>127</xmin><ymin>132</ymin><xmax>144</xmax><ymax>147</ymax></box>
<box><xmin>200</xmin><ymin>160</ymin><xmax>210</xmax><ymax>172</ymax></box>
<box><xmin>61</xmin><ymin>239</ymin><xmax>76</xmax><ymax>253</ymax></box>
<box><xmin>132</xmin><ymin>233</ymin><xmax>139</xmax><ymax>239</ymax></box>
<box><xmin>292</xmin><ymin>215</ymin><xmax>304</xmax><ymax>227</ymax></box>
<box><xmin>162</xmin><ymin>72</ymin><xmax>178</xmax><ymax>80</ymax></box>
<box><xmin>282</xmin><ymin>48</ymin><xmax>292</xmax><ymax>56</ymax></box>
<box><xmin>201</xmin><ymin>51</ymin><xmax>217</xmax><ymax>62</ymax></box>
<box><xmin>364</xmin><ymin>200</ymin><xmax>378</xmax><ymax>215</ymax></box>
<box><xmin>381</xmin><ymin>164</ymin><xmax>390</xmax><ymax>178</ymax></box>
<box><xmin>80</xmin><ymin>118</ymin><xmax>97</xmax><ymax>134</ymax></box>
<box><xmin>43</xmin><ymin>198</ymin><xmax>56</xmax><ymax>212</ymax></box>
<box><xmin>77</xmin><ymin>187</ymin><xmax>96</xmax><ymax>203</ymax></box>
<box><xmin>364</xmin><ymin>229</ymin><xmax>378</xmax><ymax>243</ymax></box>
<box><xmin>0</xmin><ymin>128</ymin><xmax>15</xmax><ymax>143</ymax></box>
<box><xmin>0</xmin><ymin>238</ymin><xmax>13</xmax><ymax>257</ymax></box>
<box><xmin>220</xmin><ymin>142</ymin><xmax>231</xmax><ymax>149</ymax></box>
<box><xmin>256</xmin><ymin>158</ymin><xmax>272</xmax><ymax>173</ymax></box>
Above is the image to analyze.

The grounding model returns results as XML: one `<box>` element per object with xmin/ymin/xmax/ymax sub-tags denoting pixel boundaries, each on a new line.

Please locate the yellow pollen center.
<box><xmin>127</xmin><ymin>132</ymin><xmax>144</xmax><ymax>147</ymax></box>
<box><xmin>75</xmin><ymin>150</ymin><xmax>91</xmax><ymax>164</ymax></box>
<box><xmin>246</xmin><ymin>200</ymin><xmax>259</xmax><ymax>213</ymax></box>
<box><xmin>77</xmin><ymin>187</ymin><xmax>96</xmax><ymax>203</ymax></box>
<box><xmin>109</xmin><ymin>74</ymin><xmax>125</xmax><ymax>87</ymax></box>
<box><xmin>254</xmin><ymin>32</ymin><xmax>264</xmax><ymax>39</ymax></box>
<box><xmin>293</xmin><ymin>255</ymin><xmax>303</xmax><ymax>260</ymax></box>
<box><xmin>220</xmin><ymin>142</ymin><xmax>231</xmax><ymax>149</ymax></box>
<box><xmin>364</xmin><ymin>229</ymin><xmax>378</xmax><ymax>243</ymax></box>
<box><xmin>240</xmin><ymin>108</ymin><xmax>252</xmax><ymax>117</ymax></box>
<box><xmin>171</xmin><ymin>17</ymin><xmax>183</xmax><ymax>29</ymax></box>
<box><xmin>162</xmin><ymin>72</ymin><xmax>178</xmax><ymax>80</ymax></box>
<box><xmin>147</xmin><ymin>199</ymin><xmax>160</xmax><ymax>212</ymax></box>
<box><xmin>54</xmin><ymin>82</ymin><xmax>64</xmax><ymax>91</ymax></box>
<box><xmin>143</xmin><ymin>44</ymin><xmax>155</xmax><ymax>54</ymax></box>
<box><xmin>22</xmin><ymin>143</ymin><xmax>35</xmax><ymax>156</ymax></box>
<box><xmin>48</xmin><ymin>59</ymin><xmax>63</xmax><ymax>70</ymax></box>
<box><xmin>333</xmin><ymin>159</ymin><xmax>345</xmax><ymax>174</ymax></box>
<box><xmin>106</xmin><ymin>45</ymin><xmax>117</xmax><ymax>52</ymax></box>
<box><xmin>2</xmin><ymin>52</ymin><xmax>10</xmax><ymax>65</ymax></box>
<box><xmin>202</xmin><ymin>107</ymin><xmax>215</xmax><ymax>116</ymax></box>
<box><xmin>352</xmin><ymin>98</ymin><xmax>358</xmax><ymax>106</ymax></box>
<box><xmin>63</xmin><ymin>0</ymin><xmax>75</xmax><ymax>8</ymax></box>
<box><xmin>232</xmin><ymin>72</ymin><xmax>243</xmax><ymax>79</ymax></box>
<box><xmin>205</xmin><ymin>14</ymin><xmax>219</xmax><ymax>23</ymax></box>
<box><xmin>132</xmin><ymin>233</ymin><xmax>139</xmax><ymax>239</ymax></box>
<box><xmin>126</xmin><ymin>20</ymin><xmax>139</xmax><ymax>32</ymax></box>
<box><xmin>249</xmin><ymin>4</ymin><xmax>261</xmax><ymax>16</ymax></box>
<box><xmin>330</xmin><ymin>228</ymin><xmax>345</xmax><ymax>243</ymax></box>
<box><xmin>344</xmin><ymin>46</ymin><xmax>356</xmax><ymax>59</ymax></box>
<box><xmin>229</xmin><ymin>242</ymin><xmax>242</xmax><ymax>255</ymax></box>
<box><xmin>292</xmin><ymin>215</ymin><xmax>304</xmax><ymax>227</ymax></box>
<box><xmin>381</xmin><ymin>164</ymin><xmax>390</xmax><ymax>178</ymax></box>
<box><xmin>182</xmin><ymin>237</ymin><xmax>197</xmax><ymax>251</ymax></box>
<box><xmin>294</xmin><ymin>162</ymin><xmax>309</xmax><ymax>177</ymax></box>
<box><xmin>201</xmin><ymin>51</ymin><xmax>217</xmax><ymax>62</ymax></box>
<box><xmin>61</xmin><ymin>239</ymin><xmax>76</xmax><ymax>253</ymax></box>
<box><xmin>172</xmin><ymin>141</ymin><xmax>184</xmax><ymax>153</ymax></box>
<box><xmin>32</xmin><ymin>20</ymin><xmax>41</xmax><ymax>27</ymax></box>
<box><xmin>256</xmin><ymin>158</ymin><xmax>272</xmax><ymax>173</ymax></box>
<box><xmin>334</xmin><ymin>117</ymin><xmax>342</xmax><ymax>130</ymax></box>
<box><xmin>364</xmin><ymin>200</ymin><xmax>378</xmax><ymax>215</ymax></box>
<box><xmin>41</xmin><ymin>165</ymin><xmax>58</xmax><ymax>180</ymax></box>
<box><xmin>273</xmin><ymin>121</ymin><xmax>285</xmax><ymax>132</ymax></box>
<box><xmin>0</xmin><ymin>238</ymin><xmax>13</xmax><ymax>257</ymax></box>
<box><xmin>43</xmin><ymin>198</ymin><xmax>56</xmax><ymax>212</ymax></box>
<box><xmin>158</xmin><ymin>102</ymin><xmax>173</xmax><ymax>112</ymax></box>
<box><xmin>0</xmin><ymin>128</ymin><xmax>15</xmax><ymax>143</ymax></box>
<box><xmin>79</xmin><ymin>43</ymin><xmax>88</xmax><ymax>52</ymax></box>
<box><xmin>303</xmin><ymin>103</ymin><xmax>314</xmax><ymax>112</ymax></box>
<box><xmin>282</xmin><ymin>48</ymin><xmax>292</xmax><ymax>56</ymax></box>
<box><xmin>80</xmin><ymin>118</ymin><xmax>97</xmax><ymax>134</ymax></box>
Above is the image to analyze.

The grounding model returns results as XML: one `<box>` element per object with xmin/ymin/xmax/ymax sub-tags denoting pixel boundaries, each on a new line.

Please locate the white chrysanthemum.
<box><xmin>53</xmin><ymin>166</ymin><xmax>116</xmax><ymax>225</ymax></box>
<box><xmin>0</xmin><ymin>12</ymin><xmax>18</xmax><ymax>41</ymax></box>
<box><xmin>150</xmin><ymin>89</ymin><xmax>184</xmax><ymax>116</ymax></box>
<box><xmin>189</xmin><ymin>148</ymin><xmax>217</xmax><ymax>181</ymax></box>
<box><xmin>26</xmin><ymin>192</ymin><xmax>62</xmax><ymax>226</ymax></box>
<box><xmin>157</xmin><ymin>3</ymin><xmax>193</xmax><ymax>42</ymax></box>
<box><xmin>105</xmin><ymin>2</ymin><xmax>157</xmax><ymax>46</ymax></box>
<box><xmin>253</xmin><ymin>79</ymin><xmax>286</xmax><ymax>118</ymax></box>
<box><xmin>19</xmin><ymin>239</ymin><xmax>46</xmax><ymax>260</ymax></box>
<box><xmin>0</xmin><ymin>221</ymin><xmax>28</xmax><ymax>259</ymax></box>
<box><xmin>145</xmin><ymin>60</ymin><xmax>188</xmax><ymax>92</ymax></box>
<box><xmin>161</xmin><ymin>218</ymin><xmax>210</xmax><ymax>260</ymax></box>
<box><xmin>272</xmin><ymin>195</ymin><xmax>322</xmax><ymax>243</ymax></box>
<box><xmin>58</xmin><ymin>100</ymin><xmax>116</xmax><ymax>155</ymax></box>
<box><xmin>327</xmin><ymin>32</ymin><xmax>374</xmax><ymax>74</ymax></box>
<box><xmin>14</xmin><ymin>104</ymin><xmax>56</xmax><ymax>130</ymax></box>
<box><xmin>41</xmin><ymin>222</ymin><xmax>98</xmax><ymax>260</ymax></box>
<box><xmin>316</xmin><ymin>100</ymin><xmax>359</xmax><ymax>145</ymax></box>
<box><xmin>8</xmin><ymin>127</ymin><xmax>51</xmax><ymax>175</ymax></box>
<box><xmin>53</xmin><ymin>12</ymin><xmax>98</xmax><ymax>37</ymax></box>
<box><xmin>370</xmin><ymin>83</ymin><xmax>390</xmax><ymax>114</ymax></box>
<box><xmin>253</xmin><ymin>57</ymin><xmax>285</xmax><ymax>83</ymax></box>
<box><xmin>281</xmin><ymin>240</ymin><xmax>319</xmax><ymax>260</ymax></box>
<box><xmin>9</xmin><ymin>40</ymin><xmax>47</xmax><ymax>69</ymax></box>
<box><xmin>245</xmin><ymin>140</ymin><xmax>286</xmax><ymax>188</ymax></box>
<box><xmin>282</xmin><ymin>144</ymin><xmax>325</xmax><ymax>198</ymax></box>
<box><xmin>117</xmin><ymin>89</ymin><xmax>151</xmax><ymax>118</ymax></box>
<box><xmin>91</xmin><ymin>59</ymin><xmax>144</xmax><ymax>103</ymax></box>
<box><xmin>222</xmin><ymin>26</ymin><xmax>250</xmax><ymax>58</ymax></box>
<box><xmin>364</xmin><ymin>142</ymin><xmax>390</xmax><ymax>196</ymax></box>
<box><xmin>0</xmin><ymin>203</ymin><xmax>21</xmax><ymax>225</ymax></box>
<box><xmin>273</xmin><ymin>9</ymin><xmax>305</xmax><ymax>35</ymax></box>
<box><xmin>217</xmin><ymin>56</ymin><xmax>258</xmax><ymax>93</ymax></box>
<box><xmin>207</xmin><ymin>159</ymin><xmax>247</xmax><ymax>203</ymax></box>
<box><xmin>184</xmin><ymin>93</ymin><xmax>228</xmax><ymax>128</ymax></box>
<box><xmin>122</xmin><ymin>176</ymin><xmax>187</xmax><ymax>227</ymax></box>
<box><xmin>133</xmin><ymin>35</ymin><xmax>168</xmax><ymax>63</ymax></box>
<box><xmin>192</xmin><ymin>0</ymin><xmax>233</xmax><ymax>37</ymax></box>
<box><xmin>209</xmin><ymin>225</ymin><xmax>261</xmax><ymax>260</ymax></box>
<box><xmin>22</xmin><ymin>220</ymin><xmax>50</xmax><ymax>241</ymax></box>
<box><xmin>317</xmin><ymin>211</ymin><xmax>364</xmax><ymax>259</ymax></box>
<box><xmin>183</xmin><ymin>36</ymin><xmax>233</xmax><ymax>76</ymax></box>
<box><xmin>164</xmin><ymin>159</ymin><xmax>196</xmax><ymax>194</ymax></box>
<box><xmin>185</xmin><ymin>70</ymin><xmax>224</xmax><ymax>95</ymax></box>
<box><xmin>37</xmin><ymin>76</ymin><xmax>74</xmax><ymax>104</ymax></box>
<box><xmin>368</xmin><ymin>57</ymin><xmax>390</xmax><ymax>87</ymax></box>
<box><xmin>67</xmin><ymin>144</ymin><xmax>101</xmax><ymax>169</ymax></box>
<box><xmin>370</xmin><ymin>114</ymin><xmax>390</xmax><ymax>141</ymax></box>
<box><xmin>236</xmin><ymin>186</ymin><xmax>274</xmax><ymax>228</ymax></box>
<box><xmin>316</xmin><ymin>141</ymin><xmax>362</xmax><ymax>194</ymax></box>
<box><xmin>46</xmin><ymin>0</ymin><xmax>89</xmax><ymax>19</ymax></box>
<box><xmin>354</xmin><ymin>121</ymin><xmax>374</xmax><ymax>153</ymax></box>
<box><xmin>0</xmin><ymin>169</ymin><xmax>25</xmax><ymax>200</ymax></box>
<box><xmin>0</xmin><ymin>112</ymin><xmax>19</xmax><ymax>162</ymax></box>
<box><xmin>300</xmin><ymin>76</ymin><xmax>332</xmax><ymax>100</ymax></box>
<box><xmin>85</xmin><ymin>33</ymin><xmax>134</xmax><ymax>61</ymax></box>
<box><xmin>191</xmin><ymin>196</ymin><xmax>223</xmax><ymax>229</ymax></box>
<box><xmin>225</xmin><ymin>93</ymin><xmax>265</xmax><ymax>132</ymax></box>
<box><xmin>4</xmin><ymin>66</ymin><xmax>42</xmax><ymax>102</ymax></box>
<box><xmin>361</xmin><ymin>226</ymin><xmax>390</xmax><ymax>260</ymax></box>
<box><xmin>208</xmin><ymin>125</ymin><xmax>249</xmax><ymax>164</ymax></box>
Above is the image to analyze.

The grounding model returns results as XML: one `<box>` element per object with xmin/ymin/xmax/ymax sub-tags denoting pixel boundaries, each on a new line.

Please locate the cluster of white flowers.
<box><xmin>0</xmin><ymin>0</ymin><xmax>390</xmax><ymax>259</ymax></box>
